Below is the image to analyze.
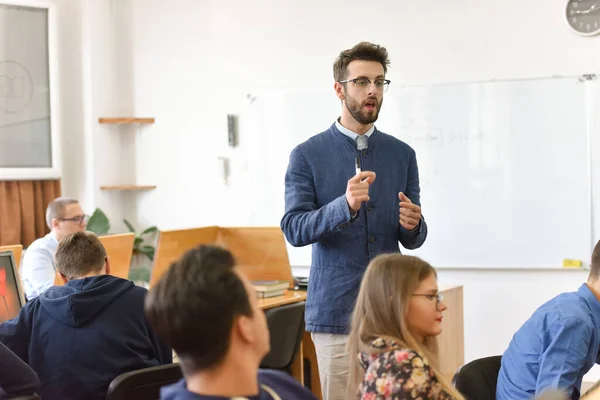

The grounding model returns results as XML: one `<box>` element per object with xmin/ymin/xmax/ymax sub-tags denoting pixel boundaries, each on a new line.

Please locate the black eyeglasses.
<box><xmin>413</xmin><ymin>293</ymin><xmax>444</xmax><ymax>309</ymax></box>
<box><xmin>60</xmin><ymin>215</ymin><xmax>89</xmax><ymax>224</ymax></box>
<box><xmin>338</xmin><ymin>77</ymin><xmax>391</xmax><ymax>92</ymax></box>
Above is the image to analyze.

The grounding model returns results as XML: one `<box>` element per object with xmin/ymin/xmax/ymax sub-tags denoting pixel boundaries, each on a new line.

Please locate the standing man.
<box><xmin>281</xmin><ymin>42</ymin><xmax>428</xmax><ymax>400</ymax></box>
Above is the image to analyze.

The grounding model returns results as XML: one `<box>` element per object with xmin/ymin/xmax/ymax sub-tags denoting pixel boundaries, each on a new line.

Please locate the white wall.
<box><xmin>57</xmin><ymin>0</ymin><xmax>600</xmax><ymax>382</ymax></box>
<box><xmin>55</xmin><ymin>0</ymin><xmax>141</xmax><ymax>233</ymax></box>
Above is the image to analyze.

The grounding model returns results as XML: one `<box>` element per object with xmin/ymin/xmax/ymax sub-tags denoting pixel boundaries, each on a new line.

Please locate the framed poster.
<box><xmin>0</xmin><ymin>0</ymin><xmax>60</xmax><ymax>179</ymax></box>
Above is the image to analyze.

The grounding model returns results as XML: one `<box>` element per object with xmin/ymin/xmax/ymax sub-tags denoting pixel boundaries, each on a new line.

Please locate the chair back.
<box><xmin>452</xmin><ymin>355</ymin><xmax>502</xmax><ymax>400</ymax></box>
<box><xmin>105</xmin><ymin>363</ymin><xmax>182</xmax><ymax>400</ymax></box>
<box><xmin>260</xmin><ymin>301</ymin><xmax>305</xmax><ymax>372</ymax></box>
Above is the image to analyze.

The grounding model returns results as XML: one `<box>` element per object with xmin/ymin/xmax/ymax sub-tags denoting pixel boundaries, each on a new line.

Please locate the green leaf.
<box><xmin>87</xmin><ymin>208</ymin><xmax>110</xmax><ymax>235</ymax></box>
<box><xmin>133</xmin><ymin>237</ymin><xmax>143</xmax><ymax>247</ymax></box>
<box><xmin>141</xmin><ymin>226</ymin><xmax>158</xmax><ymax>235</ymax></box>
<box><xmin>123</xmin><ymin>219</ymin><xmax>136</xmax><ymax>234</ymax></box>
<box><xmin>128</xmin><ymin>266</ymin><xmax>151</xmax><ymax>283</ymax></box>
<box><xmin>138</xmin><ymin>246</ymin><xmax>155</xmax><ymax>261</ymax></box>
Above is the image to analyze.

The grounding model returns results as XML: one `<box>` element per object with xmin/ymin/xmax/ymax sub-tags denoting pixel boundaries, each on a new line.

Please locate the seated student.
<box><xmin>0</xmin><ymin>231</ymin><xmax>172</xmax><ymax>400</ymax></box>
<box><xmin>497</xmin><ymin>240</ymin><xmax>600</xmax><ymax>400</ymax></box>
<box><xmin>0</xmin><ymin>341</ymin><xmax>40</xmax><ymax>400</ymax></box>
<box><xmin>144</xmin><ymin>244</ymin><xmax>317</xmax><ymax>400</ymax></box>
<box><xmin>346</xmin><ymin>253</ymin><xmax>465</xmax><ymax>400</ymax></box>
<box><xmin>20</xmin><ymin>197</ymin><xmax>87</xmax><ymax>300</ymax></box>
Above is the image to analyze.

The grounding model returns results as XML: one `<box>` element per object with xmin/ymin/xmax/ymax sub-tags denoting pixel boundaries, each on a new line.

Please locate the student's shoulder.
<box><xmin>375</xmin><ymin>348</ymin><xmax>430</xmax><ymax>371</ymax></box>
<box><xmin>122</xmin><ymin>282</ymin><xmax>149</xmax><ymax>298</ymax></box>
<box><xmin>26</xmin><ymin>234</ymin><xmax>48</xmax><ymax>248</ymax></box>
<box><xmin>531</xmin><ymin>293</ymin><xmax>594</xmax><ymax>333</ymax></box>
<box><xmin>258</xmin><ymin>369</ymin><xmax>317</xmax><ymax>399</ymax></box>
<box><xmin>22</xmin><ymin>236</ymin><xmax>54</xmax><ymax>258</ymax></box>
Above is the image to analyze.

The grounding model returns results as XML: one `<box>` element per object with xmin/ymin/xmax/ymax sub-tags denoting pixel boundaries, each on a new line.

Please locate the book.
<box><xmin>252</xmin><ymin>280</ymin><xmax>289</xmax><ymax>292</ymax></box>
<box><xmin>257</xmin><ymin>289</ymin><xmax>286</xmax><ymax>298</ymax></box>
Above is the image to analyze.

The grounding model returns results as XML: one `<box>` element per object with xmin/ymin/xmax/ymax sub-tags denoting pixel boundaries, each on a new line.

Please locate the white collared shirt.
<box><xmin>20</xmin><ymin>231</ymin><xmax>59</xmax><ymax>300</ymax></box>
<box><xmin>335</xmin><ymin>118</ymin><xmax>375</xmax><ymax>142</ymax></box>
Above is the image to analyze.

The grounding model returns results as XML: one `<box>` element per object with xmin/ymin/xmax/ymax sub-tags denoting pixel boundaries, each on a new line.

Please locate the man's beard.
<box><xmin>345</xmin><ymin>95</ymin><xmax>382</xmax><ymax>124</ymax></box>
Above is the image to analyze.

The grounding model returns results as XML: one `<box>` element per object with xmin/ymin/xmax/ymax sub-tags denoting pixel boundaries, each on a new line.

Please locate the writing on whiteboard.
<box><xmin>395</xmin><ymin>126</ymin><xmax>484</xmax><ymax>147</ymax></box>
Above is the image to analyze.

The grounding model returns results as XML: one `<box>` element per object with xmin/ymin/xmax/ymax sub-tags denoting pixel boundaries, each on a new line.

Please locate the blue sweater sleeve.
<box><xmin>398</xmin><ymin>148</ymin><xmax>428</xmax><ymax>250</ymax></box>
<box><xmin>281</xmin><ymin>146</ymin><xmax>352</xmax><ymax>247</ymax></box>
<box><xmin>0</xmin><ymin>341</ymin><xmax>40</xmax><ymax>399</ymax></box>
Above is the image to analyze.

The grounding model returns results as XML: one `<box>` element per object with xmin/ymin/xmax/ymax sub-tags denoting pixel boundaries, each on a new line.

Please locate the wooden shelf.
<box><xmin>98</xmin><ymin>118</ymin><xmax>155</xmax><ymax>125</ymax></box>
<box><xmin>100</xmin><ymin>185</ymin><xmax>157</xmax><ymax>191</ymax></box>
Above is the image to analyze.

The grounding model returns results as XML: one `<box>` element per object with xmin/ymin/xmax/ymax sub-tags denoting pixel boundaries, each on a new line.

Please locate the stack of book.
<box><xmin>252</xmin><ymin>280</ymin><xmax>289</xmax><ymax>298</ymax></box>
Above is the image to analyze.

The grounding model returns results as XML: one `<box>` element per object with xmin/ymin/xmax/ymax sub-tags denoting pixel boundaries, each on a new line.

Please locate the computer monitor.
<box><xmin>0</xmin><ymin>250</ymin><xmax>25</xmax><ymax>323</ymax></box>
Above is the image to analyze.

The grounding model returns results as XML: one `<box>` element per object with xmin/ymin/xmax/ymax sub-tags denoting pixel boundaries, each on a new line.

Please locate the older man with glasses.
<box><xmin>20</xmin><ymin>197</ymin><xmax>88</xmax><ymax>300</ymax></box>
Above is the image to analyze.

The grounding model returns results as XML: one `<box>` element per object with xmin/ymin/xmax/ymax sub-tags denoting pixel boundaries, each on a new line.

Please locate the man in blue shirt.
<box><xmin>281</xmin><ymin>42</ymin><xmax>427</xmax><ymax>400</ymax></box>
<box><xmin>145</xmin><ymin>245</ymin><xmax>316</xmax><ymax>400</ymax></box>
<box><xmin>497</xmin><ymin>240</ymin><xmax>600</xmax><ymax>400</ymax></box>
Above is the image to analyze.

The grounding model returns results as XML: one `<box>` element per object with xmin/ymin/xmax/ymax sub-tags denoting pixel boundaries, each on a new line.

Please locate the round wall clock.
<box><xmin>565</xmin><ymin>0</ymin><xmax>600</xmax><ymax>36</ymax></box>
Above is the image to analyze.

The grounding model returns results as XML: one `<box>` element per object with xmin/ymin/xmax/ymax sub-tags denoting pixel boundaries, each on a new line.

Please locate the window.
<box><xmin>0</xmin><ymin>1</ymin><xmax>60</xmax><ymax>179</ymax></box>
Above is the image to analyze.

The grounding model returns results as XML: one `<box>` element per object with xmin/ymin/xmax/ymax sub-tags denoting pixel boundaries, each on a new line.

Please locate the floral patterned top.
<box><xmin>357</xmin><ymin>337</ymin><xmax>456</xmax><ymax>400</ymax></box>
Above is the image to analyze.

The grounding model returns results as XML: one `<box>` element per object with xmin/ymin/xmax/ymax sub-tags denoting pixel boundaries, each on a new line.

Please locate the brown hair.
<box><xmin>333</xmin><ymin>42</ymin><xmax>390</xmax><ymax>82</ymax></box>
<box><xmin>144</xmin><ymin>245</ymin><xmax>253</xmax><ymax>374</ymax></box>
<box><xmin>46</xmin><ymin>197</ymin><xmax>79</xmax><ymax>229</ymax></box>
<box><xmin>55</xmin><ymin>231</ymin><xmax>106</xmax><ymax>279</ymax></box>
<box><xmin>589</xmin><ymin>240</ymin><xmax>600</xmax><ymax>282</ymax></box>
<box><xmin>347</xmin><ymin>253</ymin><xmax>465</xmax><ymax>399</ymax></box>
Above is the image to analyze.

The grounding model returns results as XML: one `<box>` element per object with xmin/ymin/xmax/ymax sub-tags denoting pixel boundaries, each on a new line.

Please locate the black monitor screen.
<box><xmin>0</xmin><ymin>251</ymin><xmax>24</xmax><ymax>323</ymax></box>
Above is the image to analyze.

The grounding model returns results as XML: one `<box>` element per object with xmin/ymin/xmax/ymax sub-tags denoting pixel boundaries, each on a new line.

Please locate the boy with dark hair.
<box><xmin>145</xmin><ymin>244</ymin><xmax>316</xmax><ymax>399</ymax></box>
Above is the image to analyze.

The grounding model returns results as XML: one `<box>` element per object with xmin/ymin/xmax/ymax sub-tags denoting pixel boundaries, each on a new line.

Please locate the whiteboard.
<box><xmin>240</xmin><ymin>76</ymin><xmax>598</xmax><ymax>269</ymax></box>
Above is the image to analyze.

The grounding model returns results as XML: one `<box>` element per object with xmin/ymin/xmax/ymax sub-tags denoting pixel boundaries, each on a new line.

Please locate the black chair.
<box><xmin>452</xmin><ymin>355</ymin><xmax>502</xmax><ymax>400</ymax></box>
<box><xmin>105</xmin><ymin>363</ymin><xmax>183</xmax><ymax>400</ymax></box>
<box><xmin>260</xmin><ymin>300</ymin><xmax>306</xmax><ymax>374</ymax></box>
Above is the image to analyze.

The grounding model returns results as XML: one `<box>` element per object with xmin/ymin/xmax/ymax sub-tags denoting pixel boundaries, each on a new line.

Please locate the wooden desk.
<box><xmin>258</xmin><ymin>290</ymin><xmax>306</xmax><ymax>310</ymax></box>
<box><xmin>583</xmin><ymin>381</ymin><xmax>600</xmax><ymax>399</ymax></box>
<box><xmin>438</xmin><ymin>285</ymin><xmax>465</xmax><ymax>378</ymax></box>
<box><xmin>99</xmin><ymin>233</ymin><xmax>136</xmax><ymax>279</ymax></box>
<box><xmin>150</xmin><ymin>226</ymin><xmax>219</xmax><ymax>287</ymax></box>
<box><xmin>217</xmin><ymin>227</ymin><xmax>294</xmax><ymax>287</ymax></box>
<box><xmin>150</xmin><ymin>226</ymin><xmax>294</xmax><ymax>288</ymax></box>
<box><xmin>53</xmin><ymin>233</ymin><xmax>135</xmax><ymax>286</ymax></box>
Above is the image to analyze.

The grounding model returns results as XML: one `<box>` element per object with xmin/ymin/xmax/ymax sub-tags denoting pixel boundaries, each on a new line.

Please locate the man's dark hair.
<box><xmin>55</xmin><ymin>231</ymin><xmax>106</xmax><ymax>279</ymax></box>
<box><xmin>590</xmin><ymin>240</ymin><xmax>600</xmax><ymax>281</ymax></box>
<box><xmin>144</xmin><ymin>245</ymin><xmax>253</xmax><ymax>373</ymax></box>
<box><xmin>333</xmin><ymin>41</ymin><xmax>390</xmax><ymax>82</ymax></box>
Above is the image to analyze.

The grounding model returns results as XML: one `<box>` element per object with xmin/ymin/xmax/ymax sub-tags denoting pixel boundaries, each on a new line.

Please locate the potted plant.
<box><xmin>123</xmin><ymin>219</ymin><xmax>158</xmax><ymax>287</ymax></box>
<box><xmin>86</xmin><ymin>208</ymin><xmax>110</xmax><ymax>235</ymax></box>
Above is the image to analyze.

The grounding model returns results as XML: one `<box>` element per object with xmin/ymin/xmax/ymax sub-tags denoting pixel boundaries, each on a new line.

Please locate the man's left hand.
<box><xmin>398</xmin><ymin>192</ymin><xmax>421</xmax><ymax>231</ymax></box>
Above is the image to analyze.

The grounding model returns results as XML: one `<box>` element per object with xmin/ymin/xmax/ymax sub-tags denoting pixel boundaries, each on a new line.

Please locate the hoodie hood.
<box><xmin>39</xmin><ymin>275</ymin><xmax>134</xmax><ymax>327</ymax></box>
